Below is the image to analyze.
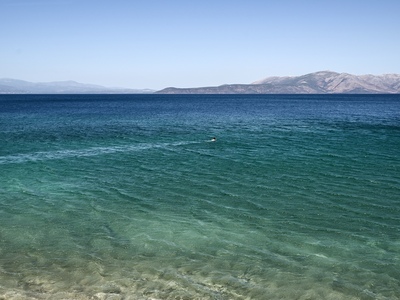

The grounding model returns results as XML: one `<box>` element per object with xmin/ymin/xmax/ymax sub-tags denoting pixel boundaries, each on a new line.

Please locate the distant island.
<box><xmin>156</xmin><ymin>71</ymin><xmax>400</xmax><ymax>94</ymax></box>
<box><xmin>2</xmin><ymin>71</ymin><xmax>400</xmax><ymax>94</ymax></box>
<box><xmin>0</xmin><ymin>78</ymin><xmax>154</xmax><ymax>94</ymax></box>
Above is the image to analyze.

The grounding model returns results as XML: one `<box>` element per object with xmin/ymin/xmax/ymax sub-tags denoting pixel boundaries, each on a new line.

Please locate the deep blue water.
<box><xmin>0</xmin><ymin>94</ymin><xmax>399</xmax><ymax>299</ymax></box>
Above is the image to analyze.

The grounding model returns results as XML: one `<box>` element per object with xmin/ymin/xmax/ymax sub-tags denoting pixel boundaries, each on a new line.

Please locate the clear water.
<box><xmin>0</xmin><ymin>94</ymin><xmax>399</xmax><ymax>299</ymax></box>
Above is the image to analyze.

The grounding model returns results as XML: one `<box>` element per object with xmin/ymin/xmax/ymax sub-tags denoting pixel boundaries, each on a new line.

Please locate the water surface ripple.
<box><xmin>0</xmin><ymin>94</ymin><xmax>399</xmax><ymax>299</ymax></box>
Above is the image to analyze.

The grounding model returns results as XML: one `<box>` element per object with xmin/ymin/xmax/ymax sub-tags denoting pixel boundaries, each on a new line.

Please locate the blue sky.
<box><xmin>1</xmin><ymin>0</ymin><xmax>400</xmax><ymax>90</ymax></box>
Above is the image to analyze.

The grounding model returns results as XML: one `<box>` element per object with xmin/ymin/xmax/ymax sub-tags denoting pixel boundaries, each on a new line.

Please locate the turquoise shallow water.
<box><xmin>0</xmin><ymin>94</ymin><xmax>399</xmax><ymax>299</ymax></box>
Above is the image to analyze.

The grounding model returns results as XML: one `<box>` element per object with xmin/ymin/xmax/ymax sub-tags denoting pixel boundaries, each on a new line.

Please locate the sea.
<box><xmin>0</xmin><ymin>94</ymin><xmax>399</xmax><ymax>300</ymax></box>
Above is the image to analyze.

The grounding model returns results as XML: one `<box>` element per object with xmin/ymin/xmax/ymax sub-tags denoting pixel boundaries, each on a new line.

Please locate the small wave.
<box><xmin>0</xmin><ymin>141</ymin><xmax>200</xmax><ymax>165</ymax></box>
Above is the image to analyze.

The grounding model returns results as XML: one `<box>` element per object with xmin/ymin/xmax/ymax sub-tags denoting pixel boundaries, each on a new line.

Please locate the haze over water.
<box><xmin>0</xmin><ymin>94</ymin><xmax>399</xmax><ymax>299</ymax></box>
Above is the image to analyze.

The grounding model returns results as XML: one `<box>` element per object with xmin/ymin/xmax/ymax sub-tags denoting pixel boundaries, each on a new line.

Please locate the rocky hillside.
<box><xmin>157</xmin><ymin>71</ymin><xmax>400</xmax><ymax>94</ymax></box>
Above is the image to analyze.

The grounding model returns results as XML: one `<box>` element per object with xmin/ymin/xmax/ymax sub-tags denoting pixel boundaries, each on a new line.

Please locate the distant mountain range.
<box><xmin>2</xmin><ymin>72</ymin><xmax>400</xmax><ymax>94</ymax></box>
<box><xmin>0</xmin><ymin>78</ymin><xmax>154</xmax><ymax>94</ymax></box>
<box><xmin>156</xmin><ymin>71</ymin><xmax>400</xmax><ymax>94</ymax></box>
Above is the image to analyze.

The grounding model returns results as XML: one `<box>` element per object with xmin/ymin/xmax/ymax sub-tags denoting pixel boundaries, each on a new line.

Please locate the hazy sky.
<box><xmin>1</xmin><ymin>0</ymin><xmax>400</xmax><ymax>90</ymax></box>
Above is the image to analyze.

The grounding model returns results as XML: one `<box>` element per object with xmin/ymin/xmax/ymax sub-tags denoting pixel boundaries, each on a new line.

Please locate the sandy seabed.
<box><xmin>0</xmin><ymin>268</ymin><xmax>372</xmax><ymax>300</ymax></box>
